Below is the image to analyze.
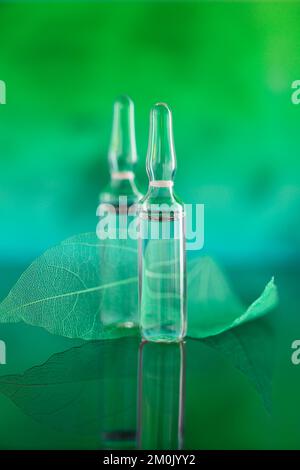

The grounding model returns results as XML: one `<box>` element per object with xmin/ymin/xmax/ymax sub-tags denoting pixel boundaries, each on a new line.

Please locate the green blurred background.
<box><xmin>0</xmin><ymin>0</ymin><xmax>299</xmax><ymax>266</ymax></box>
<box><xmin>0</xmin><ymin>0</ymin><xmax>299</xmax><ymax>449</ymax></box>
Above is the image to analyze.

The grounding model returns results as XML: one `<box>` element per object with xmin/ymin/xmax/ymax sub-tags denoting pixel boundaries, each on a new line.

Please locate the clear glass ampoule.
<box><xmin>98</xmin><ymin>95</ymin><xmax>141</xmax><ymax>329</ymax></box>
<box><xmin>139</xmin><ymin>103</ymin><xmax>186</xmax><ymax>342</ymax></box>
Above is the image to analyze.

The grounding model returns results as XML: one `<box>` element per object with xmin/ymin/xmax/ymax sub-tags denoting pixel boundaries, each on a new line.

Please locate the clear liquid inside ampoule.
<box><xmin>139</xmin><ymin>211</ymin><xmax>186</xmax><ymax>342</ymax></box>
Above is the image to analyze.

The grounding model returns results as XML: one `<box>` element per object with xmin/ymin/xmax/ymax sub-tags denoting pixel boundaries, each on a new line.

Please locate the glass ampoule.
<box><xmin>139</xmin><ymin>103</ymin><xmax>186</xmax><ymax>342</ymax></box>
<box><xmin>137</xmin><ymin>341</ymin><xmax>186</xmax><ymax>450</ymax></box>
<box><xmin>98</xmin><ymin>95</ymin><xmax>141</xmax><ymax>329</ymax></box>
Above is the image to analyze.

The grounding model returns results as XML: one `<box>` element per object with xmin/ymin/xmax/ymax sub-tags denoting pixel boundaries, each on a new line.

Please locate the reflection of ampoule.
<box><xmin>137</xmin><ymin>341</ymin><xmax>185</xmax><ymax>450</ymax></box>
<box><xmin>139</xmin><ymin>103</ymin><xmax>186</xmax><ymax>342</ymax></box>
<box><xmin>98</xmin><ymin>96</ymin><xmax>141</xmax><ymax>328</ymax></box>
<box><xmin>99</xmin><ymin>337</ymin><xmax>139</xmax><ymax>450</ymax></box>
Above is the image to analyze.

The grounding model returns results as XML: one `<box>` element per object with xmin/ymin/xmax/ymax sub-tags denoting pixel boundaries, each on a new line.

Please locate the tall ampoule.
<box><xmin>139</xmin><ymin>103</ymin><xmax>186</xmax><ymax>342</ymax></box>
<box><xmin>98</xmin><ymin>95</ymin><xmax>141</xmax><ymax>328</ymax></box>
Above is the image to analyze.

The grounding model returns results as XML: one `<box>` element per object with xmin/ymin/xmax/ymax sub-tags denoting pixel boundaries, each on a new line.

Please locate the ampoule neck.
<box><xmin>147</xmin><ymin>181</ymin><xmax>175</xmax><ymax>198</ymax></box>
<box><xmin>141</xmin><ymin>183</ymin><xmax>183</xmax><ymax>209</ymax></box>
<box><xmin>100</xmin><ymin>173</ymin><xmax>141</xmax><ymax>206</ymax></box>
<box><xmin>109</xmin><ymin>95</ymin><xmax>138</xmax><ymax>173</ymax></box>
<box><xmin>100</xmin><ymin>95</ymin><xmax>141</xmax><ymax>206</ymax></box>
<box><xmin>146</xmin><ymin>103</ymin><xmax>176</xmax><ymax>183</ymax></box>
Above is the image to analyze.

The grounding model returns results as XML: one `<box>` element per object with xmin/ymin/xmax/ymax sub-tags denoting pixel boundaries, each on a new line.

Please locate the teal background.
<box><xmin>0</xmin><ymin>0</ymin><xmax>299</xmax><ymax>449</ymax></box>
